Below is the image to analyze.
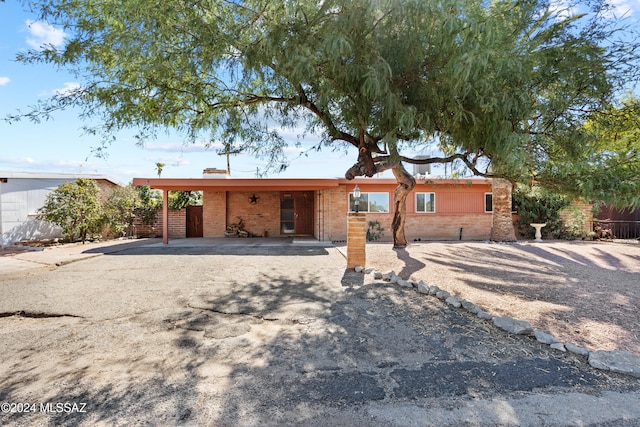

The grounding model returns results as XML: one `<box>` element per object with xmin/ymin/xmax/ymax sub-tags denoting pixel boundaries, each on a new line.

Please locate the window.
<box><xmin>485</xmin><ymin>193</ymin><xmax>493</xmax><ymax>213</ymax></box>
<box><xmin>349</xmin><ymin>192</ymin><xmax>389</xmax><ymax>213</ymax></box>
<box><xmin>416</xmin><ymin>192</ymin><xmax>436</xmax><ymax>213</ymax></box>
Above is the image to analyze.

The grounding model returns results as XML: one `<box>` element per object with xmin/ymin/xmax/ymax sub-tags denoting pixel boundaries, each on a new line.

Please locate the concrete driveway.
<box><xmin>1</xmin><ymin>239</ymin><xmax>639</xmax><ymax>426</ymax></box>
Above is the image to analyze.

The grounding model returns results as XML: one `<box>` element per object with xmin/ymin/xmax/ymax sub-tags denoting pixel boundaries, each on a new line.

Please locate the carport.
<box><xmin>131</xmin><ymin>177</ymin><xmax>339</xmax><ymax>244</ymax></box>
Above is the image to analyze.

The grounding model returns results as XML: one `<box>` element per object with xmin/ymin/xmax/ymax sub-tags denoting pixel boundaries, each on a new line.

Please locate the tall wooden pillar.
<box><xmin>347</xmin><ymin>213</ymin><xmax>367</xmax><ymax>269</ymax></box>
<box><xmin>162</xmin><ymin>188</ymin><xmax>169</xmax><ymax>244</ymax></box>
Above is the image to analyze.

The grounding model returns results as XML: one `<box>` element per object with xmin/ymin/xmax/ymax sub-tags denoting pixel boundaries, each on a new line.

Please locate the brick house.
<box><xmin>132</xmin><ymin>172</ymin><xmax>495</xmax><ymax>244</ymax></box>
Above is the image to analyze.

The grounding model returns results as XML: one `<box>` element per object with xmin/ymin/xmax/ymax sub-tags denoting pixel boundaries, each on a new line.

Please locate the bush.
<box><xmin>38</xmin><ymin>178</ymin><xmax>104</xmax><ymax>243</ymax></box>
<box><xmin>367</xmin><ymin>220</ymin><xmax>384</xmax><ymax>241</ymax></box>
<box><xmin>103</xmin><ymin>186</ymin><xmax>140</xmax><ymax>237</ymax></box>
<box><xmin>512</xmin><ymin>186</ymin><xmax>571</xmax><ymax>239</ymax></box>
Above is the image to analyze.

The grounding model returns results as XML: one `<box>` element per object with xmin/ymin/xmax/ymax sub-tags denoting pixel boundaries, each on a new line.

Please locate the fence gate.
<box><xmin>186</xmin><ymin>205</ymin><xmax>203</xmax><ymax>237</ymax></box>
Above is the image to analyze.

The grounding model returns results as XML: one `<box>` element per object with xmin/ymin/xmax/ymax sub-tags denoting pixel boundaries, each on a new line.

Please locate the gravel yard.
<box><xmin>359</xmin><ymin>240</ymin><xmax>640</xmax><ymax>354</ymax></box>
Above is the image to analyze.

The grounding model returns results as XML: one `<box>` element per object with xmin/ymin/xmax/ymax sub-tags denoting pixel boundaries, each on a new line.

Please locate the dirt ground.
<box><xmin>361</xmin><ymin>240</ymin><xmax>640</xmax><ymax>354</ymax></box>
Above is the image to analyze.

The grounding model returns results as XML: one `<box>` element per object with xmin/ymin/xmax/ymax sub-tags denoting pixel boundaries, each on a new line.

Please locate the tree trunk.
<box><xmin>391</xmin><ymin>163</ymin><xmax>416</xmax><ymax>248</ymax></box>
<box><xmin>490</xmin><ymin>178</ymin><xmax>517</xmax><ymax>242</ymax></box>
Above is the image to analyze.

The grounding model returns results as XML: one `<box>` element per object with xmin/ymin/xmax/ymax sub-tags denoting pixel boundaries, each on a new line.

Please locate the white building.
<box><xmin>0</xmin><ymin>171</ymin><xmax>120</xmax><ymax>246</ymax></box>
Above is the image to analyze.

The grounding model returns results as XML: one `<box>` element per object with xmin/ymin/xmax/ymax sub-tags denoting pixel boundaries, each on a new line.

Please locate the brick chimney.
<box><xmin>203</xmin><ymin>168</ymin><xmax>230</xmax><ymax>178</ymax></box>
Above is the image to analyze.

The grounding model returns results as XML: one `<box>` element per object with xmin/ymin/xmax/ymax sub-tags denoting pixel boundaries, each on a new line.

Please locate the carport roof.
<box><xmin>131</xmin><ymin>177</ymin><xmax>341</xmax><ymax>191</ymax></box>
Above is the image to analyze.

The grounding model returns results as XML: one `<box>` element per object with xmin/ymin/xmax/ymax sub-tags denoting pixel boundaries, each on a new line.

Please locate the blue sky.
<box><xmin>1</xmin><ymin>1</ymin><xmax>639</xmax><ymax>184</ymax></box>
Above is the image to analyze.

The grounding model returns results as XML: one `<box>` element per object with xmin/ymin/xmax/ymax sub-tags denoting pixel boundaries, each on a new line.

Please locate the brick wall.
<box><xmin>132</xmin><ymin>208</ymin><xmax>185</xmax><ymax>238</ymax></box>
<box><xmin>322</xmin><ymin>182</ymin><xmax>493</xmax><ymax>241</ymax></box>
<box><xmin>559</xmin><ymin>200</ymin><xmax>594</xmax><ymax>237</ymax></box>
<box><xmin>203</xmin><ymin>191</ymin><xmax>227</xmax><ymax>237</ymax></box>
<box><xmin>226</xmin><ymin>191</ymin><xmax>280</xmax><ymax>237</ymax></box>
<box><xmin>316</xmin><ymin>186</ymin><xmax>348</xmax><ymax>241</ymax></box>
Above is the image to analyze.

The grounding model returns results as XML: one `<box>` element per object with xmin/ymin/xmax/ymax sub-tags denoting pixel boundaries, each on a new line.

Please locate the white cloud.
<box><xmin>53</xmin><ymin>82</ymin><xmax>81</xmax><ymax>96</ymax></box>
<box><xmin>0</xmin><ymin>77</ymin><xmax>10</xmax><ymax>86</ymax></box>
<box><xmin>38</xmin><ymin>82</ymin><xmax>82</xmax><ymax>97</ymax></box>
<box><xmin>604</xmin><ymin>0</ymin><xmax>636</xmax><ymax>19</ymax></box>
<box><xmin>142</xmin><ymin>141</ymin><xmax>212</xmax><ymax>153</ymax></box>
<box><xmin>25</xmin><ymin>20</ymin><xmax>67</xmax><ymax>49</ymax></box>
<box><xmin>548</xmin><ymin>0</ymin><xmax>578</xmax><ymax>20</ymax></box>
<box><xmin>0</xmin><ymin>156</ymin><xmax>36</xmax><ymax>166</ymax></box>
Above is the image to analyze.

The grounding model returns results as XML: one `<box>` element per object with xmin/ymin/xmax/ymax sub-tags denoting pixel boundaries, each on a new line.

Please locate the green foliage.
<box><xmin>544</xmin><ymin>97</ymin><xmax>640</xmax><ymax>210</ymax></box>
<box><xmin>561</xmin><ymin>205</ymin><xmax>590</xmax><ymax>240</ymax></box>
<box><xmin>366</xmin><ymin>220</ymin><xmax>384</xmax><ymax>242</ymax></box>
<box><xmin>168</xmin><ymin>191</ymin><xmax>202</xmax><ymax>210</ymax></box>
<box><xmin>10</xmin><ymin>0</ymin><xmax>640</xmax><ymax>242</ymax></box>
<box><xmin>37</xmin><ymin>179</ymin><xmax>104</xmax><ymax>243</ymax></box>
<box><xmin>103</xmin><ymin>186</ymin><xmax>140</xmax><ymax>237</ymax></box>
<box><xmin>512</xmin><ymin>186</ymin><xmax>571</xmax><ymax>239</ymax></box>
<box><xmin>135</xmin><ymin>185</ymin><xmax>161</xmax><ymax>225</ymax></box>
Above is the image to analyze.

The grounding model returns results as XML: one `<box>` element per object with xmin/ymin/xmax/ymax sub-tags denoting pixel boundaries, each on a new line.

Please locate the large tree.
<box><xmin>10</xmin><ymin>0</ymin><xmax>640</xmax><ymax>246</ymax></box>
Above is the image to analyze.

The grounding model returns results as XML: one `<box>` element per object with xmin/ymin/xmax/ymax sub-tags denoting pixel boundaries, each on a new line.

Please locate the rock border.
<box><xmin>352</xmin><ymin>265</ymin><xmax>640</xmax><ymax>379</ymax></box>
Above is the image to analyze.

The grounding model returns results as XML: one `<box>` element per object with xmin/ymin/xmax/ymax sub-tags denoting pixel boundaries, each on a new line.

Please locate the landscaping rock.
<box><xmin>417</xmin><ymin>281</ymin><xmax>430</xmax><ymax>294</ymax></box>
<box><xmin>565</xmin><ymin>343</ymin><xmax>590</xmax><ymax>357</ymax></box>
<box><xmin>588</xmin><ymin>350</ymin><xmax>640</xmax><ymax>378</ymax></box>
<box><xmin>493</xmin><ymin>316</ymin><xmax>534</xmax><ymax>335</ymax></box>
<box><xmin>460</xmin><ymin>300</ymin><xmax>480</xmax><ymax>314</ymax></box>
<box><xmin>381</xmin><ymin>270</ymin><xmax>396</xmax><ymax>281</ymax></box>
<box><xmin>354</xmin><ymin>266</ymin><xmax>364</xmax><ymax>273</ymax></box>
<box><xmin>363</xmin><ymin>267</ymin><xmax>375</xmax><ymax>274</ymax></box>
<box><xmin>550</xmin><ymin>342</ymin><xmax>566</xmax><ymax>352</ymax></box>
<box><xmin>374</xmin><ymin>271</ymin><xmax>383</xmax><ymax>280</ymax></box>
<box><xmin>389</xmin><ymin>274</ymin><xmax>399</xmax><ymax>284</ymax></box>
<box><xmin>397</xmin><ymin>278</ymin><xmax>413</xmax><ymax>288</ymax></box>
<box><xmin>534</xmin><ymin>330</ymin><xmax>558</xmax><ymax>345</ymax></box>
<box><xmin>477</xmin><ymin>310</ymin><xmax>493</xmax><ymax>320</ymax></box>
<box><xmin>445</xmin><ymin>296</ymin><xmax>462</xmax><ymax>308</ymax></box>
<box><xmin>428</xmin><ymin>286</ymin><xmax>440</xmax><ymax>296</ymax></box>
<box><xmin>435</xmin><ymin>290</ymin><xmax>450</xmax><ymax>300</ymax></box>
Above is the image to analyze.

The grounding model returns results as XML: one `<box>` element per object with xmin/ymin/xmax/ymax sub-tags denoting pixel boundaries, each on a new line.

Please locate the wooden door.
<box><xmin>294</xmin><ymin>191</ymin><xmax>314</xmax><ymax>235</ymax></box>
<box><xmin>186</xmin><ymin>205</ymin><xmax>203</xmax><ymax>237</ymax></box>
<box><xmin>280</xmin><ymin>191</ymin><xmax>314</xmax><ymax>235</ymax></box>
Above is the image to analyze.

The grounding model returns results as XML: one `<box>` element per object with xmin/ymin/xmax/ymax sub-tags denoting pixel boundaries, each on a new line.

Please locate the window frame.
<box><xmin>348</xmin><ymin>191</ymin><xmax>390</xmax><ymax>213</ymax></box>
<box><xmin>415</xmin><ymin>192</ymin><xmax>436</xmax><ymax>213</ymax></box>
<box><xmin>485</xmin><ymin>192</ymin><xmax>493</xmax><ymax>213</ymax></box>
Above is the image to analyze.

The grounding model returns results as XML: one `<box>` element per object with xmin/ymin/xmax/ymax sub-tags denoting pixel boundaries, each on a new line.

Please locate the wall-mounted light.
<box><xmin>353</xmin><ymin>184</ymin><xmax>361</xmax><ymax>213</ymax></box>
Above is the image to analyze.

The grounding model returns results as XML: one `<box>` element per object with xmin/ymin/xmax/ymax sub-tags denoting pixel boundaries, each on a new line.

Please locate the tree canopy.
<box><xmin>10</xmin><ymin>0</ymin><xmax>640</xmax><ymax>245</ymax></box>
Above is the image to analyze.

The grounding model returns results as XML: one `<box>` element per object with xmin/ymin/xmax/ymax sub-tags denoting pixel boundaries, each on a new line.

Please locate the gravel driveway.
<box><xmin>0</xmin><ymin>240</ymin><xmax>639</xmax><ymax>426</ymax></box>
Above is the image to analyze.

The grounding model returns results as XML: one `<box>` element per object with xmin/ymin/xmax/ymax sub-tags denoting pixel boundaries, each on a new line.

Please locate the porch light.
<box><xmin>353</xmin><ymin>184</ymin><xmax>361</xmax><ymax>213</ymax></box>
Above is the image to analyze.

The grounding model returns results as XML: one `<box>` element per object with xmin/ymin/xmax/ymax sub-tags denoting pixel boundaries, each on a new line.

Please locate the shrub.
<box><xmin>512</xmin><ymin>186</ymin><xmax>571</xmax><ymax>239</ymax></box>
<box><xmin>38</xmin><ymin>178</ymin><xmax>104</xmax><ymax>243</ymax></box>
<box><xmin>367</xmin><ymin>220</ymin><xmax>384</xmax><ymax>241</ymax></box>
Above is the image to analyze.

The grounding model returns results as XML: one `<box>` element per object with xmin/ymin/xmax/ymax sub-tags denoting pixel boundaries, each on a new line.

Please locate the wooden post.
<box><xmin>162</xmin><ymin>188</ymin><xmax>169</xmax><ymax>244</ymax></box>
<box><xmin>347</xmin><ymin>212</ymin><xmax>367</xmax><ymax>269</ymax></box>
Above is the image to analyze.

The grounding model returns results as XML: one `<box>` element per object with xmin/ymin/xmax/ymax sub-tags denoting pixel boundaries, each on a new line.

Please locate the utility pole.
<box><xmin>217</xmin><ymin>142</ymin><xmax>241</xmax><ymax>175</ymax></box>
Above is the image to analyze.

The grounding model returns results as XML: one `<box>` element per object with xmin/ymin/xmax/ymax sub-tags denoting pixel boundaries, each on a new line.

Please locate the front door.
<box><xmin>280</xmin><ymin>191</ymin><xmax>314</xmax><ymax>235</ymax></box>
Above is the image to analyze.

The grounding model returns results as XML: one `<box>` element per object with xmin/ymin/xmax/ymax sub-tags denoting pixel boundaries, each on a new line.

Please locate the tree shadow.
<box><xmin>391</xmin><ymin>245</ymin><xmax>427</xmax><ymax>279</ymax></box>
<box><xmin>1</xmin><ymin>253</ymin><xmax>637</xmax><ymax>426</ymax></box>
<box><xmin>403</xmin><ymin>242</ymin><xmax>640</xmax><ymax>353</ymax></box>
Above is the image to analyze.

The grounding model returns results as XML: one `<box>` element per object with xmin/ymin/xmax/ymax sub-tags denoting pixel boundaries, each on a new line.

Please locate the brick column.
<box><xmin>347</xmin><ymin>213</ymin><xmax>367</xmax><ymax>269</ymax></box>
<box><xmin>490</xmin><ymin>178</ymin><xmax>517</xmax><ymax>242</ymax></box>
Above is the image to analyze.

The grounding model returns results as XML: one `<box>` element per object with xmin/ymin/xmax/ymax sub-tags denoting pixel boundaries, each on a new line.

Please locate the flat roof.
<box><xmin>132</xmin><ymin>176</ymin><xmax>491</xmax><ymax>191</ymax></box>
<box><xmin>0</xmin><ymin>170</ymin><xmax>121</xmax><ymax>186</ymax></box>
<box><xmin>131</xmin><ymin>177</ymin><xmax>341</xmax><ymax>191</ymax></box>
